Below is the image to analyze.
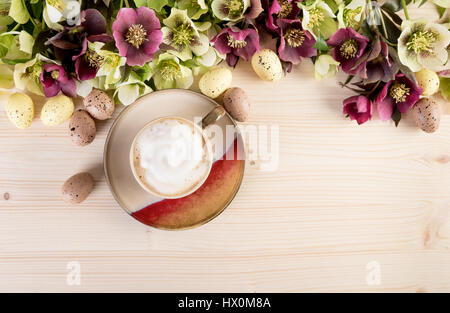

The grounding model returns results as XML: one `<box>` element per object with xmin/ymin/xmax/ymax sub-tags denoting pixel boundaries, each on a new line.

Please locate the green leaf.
<box><xmin>418</xmin><ymin>0</ymin><xmax>428</xmax><ymax>7</ymax></box>
<box><xmin>313</xmin><ymin>33</ymin><xmax>329</xmax><ymax>53</ymax></box>
<box><xmin>391</xmin><ymin>108</ymin><xmax>401</xmax><ymax>127</ymax></box>
<box><xmin>437</xmin><ymin>6</ymin><xmax>446</xmax><ymax>18</ymax></box>
<box><xmin>9</xmin><ymin>0</ymin><xmax>29</xmax><ymax>24</ymax></box>
<box><xmin>134</xmin><ymin>0</ymin><xmax>169</xmax><ymax>12</ymax></box>
<box><xmin>323</xmin><ymin>0</ymin><xmax>339</xmax><ymax>13</ymax></box>
<box><xmin>382</xmin><ymin>0</ymin><xmax>412</xmax><ymax>12</ymax></box>
<box><xmin>380</xmin><ymin>11</ymin><xmax>401</xmax><ymax>44</ymax></box>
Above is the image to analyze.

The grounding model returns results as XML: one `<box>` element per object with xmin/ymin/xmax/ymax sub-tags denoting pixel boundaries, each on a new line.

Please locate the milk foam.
<box><xmin>134</xmin><ymin>118</ymin><xmax>211</xmax><ymax>197</ymax></box>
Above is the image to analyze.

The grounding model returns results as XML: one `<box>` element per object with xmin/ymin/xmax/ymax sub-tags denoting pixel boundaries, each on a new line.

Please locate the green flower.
<box><xmin>398</xmin><ymin>19</ymin><xmax>450</xmax><ymax>72</ymax></box>
<box><xmin>337</xmin><ymin>0</ymin><xmax>365</xmax><ymax>30</ymax></box>
<box><xmin>301</xmin><ymin>0</ymin><xmax>337</xmax><ymax>39</ymax></box>
<box><xmin>13</xmin><ymin>54</ymin><xmax>58</xmax><ymax>96</ymax></box>
<box><xmin>314</xmin><ymin>54</ymin><xmax>339</xmax><ymax>80</ymax></box>
<box><xmin>89</xmin><ymin>42</ymin><xmax>127</xmax><ymax>86</ymax></box>
<box><xmin>149</xmin><ymin>52</ymin><xmax>193</xmax><ymax>90</ymax></box>
<box><xmin>211</xmin><ymin>0</ymin><xmax>250</xmax><ymax>21</ymax></box>
<box><xmin>114</xmin><ymin>72</ymin><xmax>152</xmax><ymax>106</ymax></box>
<box><xmin>162</xmin><ymin>8</ymin><xmax>209</xmax><ymax>61</ymax></box>
<box><xmin>0</xmin><ymin>0</ymin><xmax>13</xmax><ymax>26</ymax></box>
<box><xmin>177</xmin><ymin>0</ymin><xmax>208</xmax><ymax>19</ymax></box>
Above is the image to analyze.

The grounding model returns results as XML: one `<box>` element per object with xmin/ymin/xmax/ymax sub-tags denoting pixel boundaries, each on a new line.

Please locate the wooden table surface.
<box><xmin>1</xmin><ymin>5</ymin><xmax>449</xmax><ymax>293</ymax></box>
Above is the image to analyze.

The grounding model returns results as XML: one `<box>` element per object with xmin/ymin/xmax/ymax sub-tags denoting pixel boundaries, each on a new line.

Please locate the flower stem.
<box><xmin>401</xmin><ymin>0</ymin><xmax>410</xmax><ymax>20</ymax></box>
<box><xmin>10</xmin><ymin>23</ymin><xmax>21</xmax><ymax>32</ymax></box>
<box><xmin>124</xmin><ymin>0</ymin><xmax>130</xmax><ymax>7</ymax></box>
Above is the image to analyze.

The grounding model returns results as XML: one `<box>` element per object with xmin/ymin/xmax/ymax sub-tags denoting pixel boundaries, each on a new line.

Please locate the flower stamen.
<box><xmin>340</xmin><ymin>39</ymin><xmax>358</xmax><ymax>59</ymax></box>
<box><xmin>227</xmin><ymin>35</ymin><xmax>247</xmax><ymax>48</ymax></box>
<box><xmin>125</xmin><ymin>24</ymin><xmax>148</xmax><ymax>49</ymax></box>
<box><xmin>26</xmin><ymin>61</ymin><xmax>43</xmax><ymax>80</ymax></box>
<box><xmin>284</xmin><ymin>28</ymin><xmax>305</xmax><ymax>48</ymax></box>
<box><xmin>225</xmin><ymin>0</ymin><xmax>243</xmax><ymax>18</ymax></box>
<box><xmin>85</xmin><ymin>50</ymin><xmax>104</xmax><ymax>68</ymax></box>
<box><xmin>51</xmin><ymin>70</ymin><xmax>60</xmax><ymax>80</ymax></box>
<box><xmin>390</xmin><ymin>83</ymin><xmax>410</xmax><ymax>103</ymax></box>
<box><xmin>159</xmin><ymin>60</ymin><xmax>181</xmax><ymax>80</ymax></box>
<box><xmin>308</xmin><ymin>8</ymin><xmax>325</xmax><ymax>28</ymax></box>
<box><xmin>278</xmin><ymin>0</ymin><xmax>293</xmax><ymax>18</ymax></box>
<box><xmin>172</xmin><ymin>23</ymin><xmax>195</xmax><ymax>47</ymax></box>
<box><xmin>406</xmin><ymin>30</ymin><xmax>436</xmax><ymax>54</ymax></box>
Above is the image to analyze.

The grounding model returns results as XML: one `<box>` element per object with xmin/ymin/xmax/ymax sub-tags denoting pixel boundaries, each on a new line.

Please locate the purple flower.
<box><xmin>376</xmin><ymin>74</ymin><xmax>422</xmax><ymax>121</ymax></box>
<box><xmin>112</xmin><ymin>7</ymin><xmax>163</xmax><ymax>66</ymax></box>
<box><xmin>40</xmin><ymin>64</ymin><xmax>77</xmax><ymax>98</ymax></box>
<box><xmin>211</xmin><ymin>27</ymin><xmax>260</xmax><ymax>67</ymax></box>
<box><xmin>365</xmin><ymin>37</ymin><xmax>398</xmax><ymax>83</ymax></box>
<box><xmin>276</xmin><ymin>18</ymin><xmax>316</xmax><ymax>65</ymax></box>
<box><xmin>327</xmin><ymin>27</ymin><xmax>369</xmax><ymax>77</ymax></box>
<box><xmin>343</xmin><ymin>95</ymin><xmax>373</xmax><ymax>125</ymax></box>
<box><xmin>266</xmin><ymin>0</ymin><xmax>301</xmax><ymax>32</ymax></box>
<box><xmin>47</xmin><ymin>9</ymin><xmax>112</xmax><ymax>80</ymax></box>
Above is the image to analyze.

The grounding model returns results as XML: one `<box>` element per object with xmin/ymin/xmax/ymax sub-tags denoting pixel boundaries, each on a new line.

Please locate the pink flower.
<box><xmin>40</xmin><ymin>64</ymin><xmax>77</xmax><ymax>98</ymax></box>
<box><xmin>211</xmin><ymin>27</ymin><xmax>260</xmax><ymax>67</ymax></box>
<box><xmin>277</xmin><ymin>18</ymin><xmax>316</xmax><ymax>65</ymax></box>
<box><xmin>343</xmin><ymin>95</ymin><xmax>373</xmax><ymax>125</ymax></box>
<box><xmin>376</xmin><ymin>74</ymin><xmax>422</xmax><ymax>121</ymax></box>
<box><xmin>327</xmin><ymin>28</ymin><xmax>369</xmax><ymax>77</ymax></box>
<box><xmin>266</xmin><ymin>0</ymin><xmax>301</xmax><ymax>32</ymax></box>
<box><xmin>112</xmin><ymin>7</ymin><xmax>163</xmax><ymax>66</ymax></box>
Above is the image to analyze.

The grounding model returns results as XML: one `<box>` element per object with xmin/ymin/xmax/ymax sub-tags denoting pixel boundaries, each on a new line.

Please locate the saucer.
<box><xmin>104</xmin><ymin>89</ymin><xmax>246</xmax><ymax>230</ymax></box>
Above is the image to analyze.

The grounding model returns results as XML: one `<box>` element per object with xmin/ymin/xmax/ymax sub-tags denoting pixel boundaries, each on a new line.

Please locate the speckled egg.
<box><xmin>83</xmin><ymin>89</ymin><xmax>115</xmax><ymax>120</ymax></box>
<box><xmin>41</xmin><ymin>95</ymin><xmax>74</xmax><ymax>126</ymax></box>
<box><xmin>251</xmin><ymin>49</ymin><xmax>283</xmax><ymax>82</ymax></box>
<box><xmin>412</xmin><ymin>98</ymin><xmax>441</xmax><ymax>133</ymax></box>
<box><xmin>415</xmin><ymin>68</ymin><xmax>440</xmax><ymax>96</ymax></box>
<box><xmin>69</xmin><ymin>110</ymin><xmax>96</xmax><ymax>146</ymax></box>
<box><xmin>222</xmin><ymin>87</ymin><xmax>250</xmax><ymax>122</ymax></box>
<box><xmin>6</xmin><ymin>92</ymin><xmax>34</xmax><ymax>129</ymax></box>
<box><xmin>61</xmin><ymin>172</ymin><xmax>94</xmax><ymax>204</ymax></box>
<box><xmin>199</xmin><ymin>67</ymin><xmax>232</xmax><ymax>99</ymax></box>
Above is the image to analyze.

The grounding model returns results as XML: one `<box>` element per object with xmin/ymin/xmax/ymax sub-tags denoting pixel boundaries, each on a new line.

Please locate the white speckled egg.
<box><xmin>199</xmin><ymin>67</ymin><xmax>232</xmax><ymax>99</ymax></box>
<box><xmin>41</xmin><ymin>95</ymin><xmax>74</xmax><ymax>126</ymax></box>
<box><xmin>251</xmin><ymin>49</ymin><xmax>283</xmax><ymax>82</ymax></box>
<box><xmin>5</xmin><ymin>92</ymin><xmax>34</xmax><ymax>129</ymax></box>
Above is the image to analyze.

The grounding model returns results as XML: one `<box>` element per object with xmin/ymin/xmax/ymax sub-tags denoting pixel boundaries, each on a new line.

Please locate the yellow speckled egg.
<box><xmin>415</xmin><ymin>68</ymin><xmax>440</xmax><ymax>96</ymax></box>
<box><xmin>251</xmin><ymin>49</ymin><xmax>283</xmax><ymax>82</ymax></box>
<box><xmin>41</xmin><ymin>94</ymin><xmax>74</xmax><ymax>126</ymax></box>
<box><xmin>6</xmin><ymin>92</ymin><xmax>34</xmax><ymax>129</ymax></box>
<box><xmin>199</xmin><ymin>67</ymin><xmax>232</xmax><ymax>99</ymax></box>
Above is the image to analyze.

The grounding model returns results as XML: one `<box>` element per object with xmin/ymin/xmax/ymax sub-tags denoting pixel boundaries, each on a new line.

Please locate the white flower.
<box><xmin>314</xmin><ymin>54</ymin><xmax>340</xmax><ymax>80</ymax></box>
<box><xmin>398</xmin><ymin>19</ymin><xmax>450</xmax><ymax>72</ymax></box>
<box><xmin>337</xmin><ymin>0</ymin><xmax>365</xmax><ymax>29</ymax></box>
<box><xmin>114</xmin><ymin>72</ymin><xmax>152</xmax><ymax>106</ymax></box>
<box><xmin>301</xmin><ymin>0</ymin><xmax>337</xmax><ymax>39</ymax></box>
<box><xmin>46</xmin><ymin>0</ymin><xmax>80</xmax><ymax>25</ymax></box>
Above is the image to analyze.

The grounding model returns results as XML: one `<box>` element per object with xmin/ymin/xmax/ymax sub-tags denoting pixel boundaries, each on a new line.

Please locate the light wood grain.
<box><xmin>0</xmin><ymin>5</ymin><xmax>449</xmax><ymax>293</ymax></box>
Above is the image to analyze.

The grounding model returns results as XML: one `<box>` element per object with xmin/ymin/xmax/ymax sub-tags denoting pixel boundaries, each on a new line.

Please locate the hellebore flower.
<box><xmin>276</xmin><ymin>18</ymin><xmax>317</xmax><ymax>65</ymax></box>
<box><xmin>46</xmin><ymin>0</ymin><xmax>81</xmax><ymax>25</ymax></box>
<box><xmin>337</xmin><ymin>0</ymin><xmax>365</xmax><ymax>30</ymax></box>
<box><xmin>212</xmin><ymin>27</ymin><xmax>260</xmax><ymax>66</ymax></box>
<box><xmin>40</xmin><ymin>63</ymin><xmax>77</xmax><ymax>98</ymax></box>
<box><xmin>114</xmin><ymin>72</ymin><xmax>152</xmax><ymax>106</ymax></box>
<box><xmin>14</xmin><ymin>54</ymin><xmax>58</xmax><ymax>96</ymax></box>
<box><xmin>365</xmin><ymin>37</ymin><xmax>398</xmax><ymax>83</ymax></box>
<box><xmin>314</xmin><ymin>54</ymin><xmax>339</xmax><ymax>80</ymax></box>
<box><xmin>177</xmin><ymin>0</ymin><xmax>209</xmax><ymax>19</ymax></box>
<box><xmin>149</xmin><ymin>53</ymin><xmax>194</xmax><ymax>90</ymax></box>
<box><xmin>376</xmin><ymin>74</ymin><xmax>422</xmax><ymax>121</ymax></box>
<box><xmin>211</xmin><ymin>0</ymin><xmax>250</xmax><ymax>21</ymax></box>
<box><xmin>113</xmin><ymin>7</ymin><xmax>163</xmax><ymax>67</ymax></box>
<box><xmin>300</xmin><ymin>0</ymin><xmax>337</xmax><ymax>39</ymax></box>
<box><xmin>327</xmin><ymin>27</ymin><xmax>369</xmax><ymax>77</ymax></box>
<box><xmin>343</xmin><ymin>95</ymin><xmax>372</xmax><ymax>125</ymax></box>
<box><xmin>266</xmin><ymin>0</ymin><xmax>301</xmax><ymax>32</ymax></box>
<box><xmin>398</xmin><ymin>19</ymin><xmax>450</xmax><ymax>72</ymax></box>
<box><xmin>47</xmin><ymin>8</ymin><xmax>112</xmax><ymax>75</ymax></box>
<box><xmin>161</xmin><ymin>8</ymin><xmax>209</xmax><ymax>61</ymax></box>
<box><xmin>90</xmin><ymin>42</ymin><xmax>127</xmax><ymax>86</ymax></box>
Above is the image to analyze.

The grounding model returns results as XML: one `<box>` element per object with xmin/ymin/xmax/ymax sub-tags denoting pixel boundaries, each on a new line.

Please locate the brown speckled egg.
<box><xmin>223</xmin><ymin>87</ymin><xmax>250</xmax><ymax>122</ymax></box>
<box><xmin>69</xmin><ymin>110</ymin><xmax>96</xmax><ymax>146</ymax></box>
<box><xmin>83</xmin><ymin>89</ymin><xmax>115</xmax><ymax>120</ymax></box>
<box><xmin>62</xmin><ymin>172</ymin><xmax>94</xmax><ymax>204</ymax></box>
<box><xmin>412</xmin><ymin>98</ymin><xmax>441</xmax><ymax>133</ymax></box>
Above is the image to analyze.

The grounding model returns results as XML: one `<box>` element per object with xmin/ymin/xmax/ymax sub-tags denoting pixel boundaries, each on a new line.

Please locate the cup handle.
<box><xmin>200</xmin><ymin>105</ymin><xmax>227</xmax><ymax>129</ymax></box>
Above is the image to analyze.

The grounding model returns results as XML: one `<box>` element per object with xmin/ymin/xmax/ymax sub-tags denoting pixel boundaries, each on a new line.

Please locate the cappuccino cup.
<box><xmin>130</xmin><ymin>106</ymin><xmax>225</xmax><ymax>199</ymax></box>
